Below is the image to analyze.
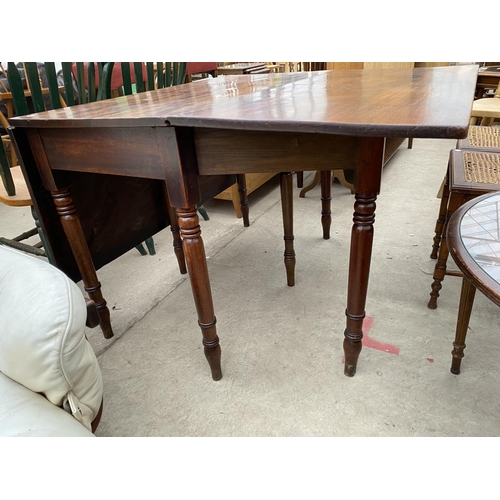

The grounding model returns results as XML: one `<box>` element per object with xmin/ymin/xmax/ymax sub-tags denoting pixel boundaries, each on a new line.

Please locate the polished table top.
<box><xmin>11</xmin><ymin>66</ymin><xmax>477</xmax><ymax>139</ymax></box>
<box><xmin>9</xmin><ymin>65</ymin><xmax>479</xmax><ymax>379</ymax></box>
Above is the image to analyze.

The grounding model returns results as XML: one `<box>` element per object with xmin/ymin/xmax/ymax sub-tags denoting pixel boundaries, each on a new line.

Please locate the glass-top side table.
<box><xmin>447</xmin><ymin>191</ymin><xmax>500</xmax><ymax>374</ymax></box>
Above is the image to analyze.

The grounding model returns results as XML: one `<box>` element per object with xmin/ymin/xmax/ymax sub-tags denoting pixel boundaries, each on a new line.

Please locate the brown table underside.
<box><xmin>11</xmin><ymin>126</ymin><xmax>236</xmax><ymax>282</ymax></box>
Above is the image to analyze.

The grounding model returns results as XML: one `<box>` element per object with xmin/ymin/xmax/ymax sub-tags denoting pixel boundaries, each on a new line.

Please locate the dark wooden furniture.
<box><xmin>428</xmin><ymin>149</ymin><xmax>500</xmax><ymax>309</ymax></box>
<box><xmin>446</xmin><ymin>191</ymin><xmax>500</xmax><ymax>374</ymax></box>
<box><xmin>9</xmin><ymin>66</ymin><xmax>478</xmax><ymax>380</ymax></box>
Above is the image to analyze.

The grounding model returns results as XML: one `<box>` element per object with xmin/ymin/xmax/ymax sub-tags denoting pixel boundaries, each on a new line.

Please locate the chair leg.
<box><xmin>430</xmin><ymin>174</ymin><xmax>450</xmax><ymax>259</ymax></box>
<box><xmin>198</xmin><ymin>206</ymin><xmax>209</xmax><ymax>221</ymax></box>
<box><xmin>135</xmin><ymin>243</ymin><xmax>147</xmax><ymax>256</ymax></box>
<box><xmin>321</xmin><ymin>170</ymin><xmax>332</xmax><ymax>240</ymax></box>
<box><xmin>0</xmin><ymin>138</ymin><xmax>16</xmax><ymax>196</ymax></box>
<box><xmin>428</xmin><ymin>192</ymin><xmax>465</xmax><ymax>309</ymax></box>
<box><xmin>407</xmin><ymin>138</ymin><xmax>413</xmax><ymax>149</ymax></box>
<box><xmin>299</xmin><ymin>170</ymin><xmax>321</xmax><ymax>198</ymax></box>
<box><xmin>145</xmin><ymin>237</ymin><xmax>155</xmax><ymax>255</ymax></box>
<box><xmin>236</xmin><ymin>174</ymin><xmax>250</xmax><ymax>227</ymax></box>
<box><xmin>450</xmin><ymin>277</ymin><xmax>476</xmax><ymax>375</ymax></box>
<box><xmin>280</xmin><ymin>172</ymin><xmax>295</xmax><ymax>286</ymax></box>
<box><xmin>31</xmin><ymin>205</ymin><xmax>57</xmax><ymax>263</ymax></box>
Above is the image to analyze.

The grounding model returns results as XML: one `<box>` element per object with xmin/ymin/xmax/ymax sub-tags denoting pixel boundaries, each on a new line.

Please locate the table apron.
<box><xmin>194</xmin><ymin>128</ymin><xmax>361</xmax><ymax>175</ymax></box>
<box><xmin>38</xmin><ymin>126</ymin><xmax>166</xmax><ymax>179</ymax></box>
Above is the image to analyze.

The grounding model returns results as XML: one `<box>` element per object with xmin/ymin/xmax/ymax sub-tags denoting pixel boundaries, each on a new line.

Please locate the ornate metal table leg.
<box><xmin>280</xmin><ymin>172</ymin><xmax>295</xmax><ymax>287</ymax></box>
<box><xmin>177</xmin><ymin>206</ymin><xmax>222</xmax><ymax>381</ymax></box>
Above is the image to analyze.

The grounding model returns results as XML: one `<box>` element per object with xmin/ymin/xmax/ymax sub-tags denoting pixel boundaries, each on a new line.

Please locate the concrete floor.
<box><xmin>3</xmin><ymin>138</ymin><xmax>500</xmax><ymax>437</ymax></box>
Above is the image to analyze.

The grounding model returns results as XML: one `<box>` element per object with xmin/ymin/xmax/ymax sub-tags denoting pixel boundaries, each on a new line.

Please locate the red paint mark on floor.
<box><xmin>342</xmin><ymin>316</ymin><xmax>400</xmax><ymax>363</ymax></box>
<box><xmin>427</xmin><ymin>358</ymin><xmax>434</xmax><ymax>363</ymax></box>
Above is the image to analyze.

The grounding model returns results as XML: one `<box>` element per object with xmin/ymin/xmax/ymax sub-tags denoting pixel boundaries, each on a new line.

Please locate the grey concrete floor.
<box><xmin>2</xmin><ymin>138</ymin><xmax>500</xmax><ymax>437</ymax></box>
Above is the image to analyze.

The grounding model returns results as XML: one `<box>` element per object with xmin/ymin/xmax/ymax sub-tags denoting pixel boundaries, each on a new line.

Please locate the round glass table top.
<box><xmin>459</xmin><ymin>192</ymin><xmax>500</xmax><ymax>286</ymax></box>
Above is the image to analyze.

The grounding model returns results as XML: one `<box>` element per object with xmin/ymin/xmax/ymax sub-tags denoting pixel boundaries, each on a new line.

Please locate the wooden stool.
<box><xmin>428</xmin><ymin>149</ymin><xmax>500</xmax><ymax>309</ymax></box>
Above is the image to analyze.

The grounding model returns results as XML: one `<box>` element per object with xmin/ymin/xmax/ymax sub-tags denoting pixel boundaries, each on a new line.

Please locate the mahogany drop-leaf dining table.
<box><xmin>9</xmin><ymin>66</ymin><xmax>478</xmax><ymax>379</ymax></box>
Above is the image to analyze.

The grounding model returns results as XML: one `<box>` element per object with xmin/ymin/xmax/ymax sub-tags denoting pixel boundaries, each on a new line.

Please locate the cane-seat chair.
<box><xmin>428</xmin><ymin>147</ymin><xmax>500</xmax><ymax>309</ymax></box>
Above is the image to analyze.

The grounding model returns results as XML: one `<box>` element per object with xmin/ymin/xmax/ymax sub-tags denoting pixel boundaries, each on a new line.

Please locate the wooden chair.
<box><xmin>428</xmin><ymin>147</ymin><xmax>500</xmax><ymax>309</ymax></box>
<box><xmin>470</xmin><ymin>80</ymin><xmax>500</xmax><ymax>126</ymax></box>
<box><xmin>0</xmin><ymin>62</ymin><xmax>73</xmax><ymax>258</ymax></box>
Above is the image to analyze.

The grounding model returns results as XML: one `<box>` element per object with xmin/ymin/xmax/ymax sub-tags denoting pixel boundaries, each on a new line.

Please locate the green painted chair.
<box><xmin>1</xmin><ymin>62</ymin><xmax>156</xmax><ymax>258</ymax></box>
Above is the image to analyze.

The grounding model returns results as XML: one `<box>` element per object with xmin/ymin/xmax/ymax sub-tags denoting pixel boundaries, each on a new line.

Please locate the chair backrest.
<box><xmin>7</xmin><ymin>62</ymin><xmax>112</xmax><ymax>114</ymax></box>
<box><xmin>108</xmin><ymin>62</ymin><xmax>187</xmax><ymax>94</ymax></box>
<box><xmin>0</xmin><ymin>62</ymin><xmax>113</xmax><ymax>197</ymax></box>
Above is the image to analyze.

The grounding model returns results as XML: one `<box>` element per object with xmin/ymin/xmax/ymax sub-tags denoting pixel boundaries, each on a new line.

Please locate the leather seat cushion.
<box><xmin>0</xmin><ymin>246</ymin><xmax>103</xmax><ymax>431</ymax></box>
<box><xmin>0</xmin><ymin>372</ymin><xmax>94</xmax><ymax>436</ymax></box>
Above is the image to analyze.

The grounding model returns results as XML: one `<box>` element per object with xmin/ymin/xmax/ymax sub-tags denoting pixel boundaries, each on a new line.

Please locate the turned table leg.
<box><xmin>51</xmin><ymin>187</ymin><xmax>113</xmax><ymax>339</ymax></box>
<box><xmin>280</xmin><ymin>172</ymin><xmax>295</xmax><ymax>287</ymax></box>
<box><xmin>344</xmin><ymin>193</ymin><xmax>377</xmax><ymax>376</ymax></box>
<box><xmin>164</xmin><ymin>187</ymin><xmax>187</xmax><ymax>275</ymax></box>
<box><xmin>177</xmin><ymin>206</ymin><xmax>222</xmax><ymax>381</ymax></box>
<box><xmin>296</xmin><ymin>171</ymin><xmax>304</xmax><ymax>188</ymax></box>
<box><xmin>343</xmin><ymin>137</ymin><xmax>385</xmax><ymax>377</ymax></box>
<box><xmin>237</xmin><ymin>174</ymin><xmax>250</xmax><ymax>227</ymax></box>
<box><xmin>321</xmin><ymin>170</ymin><xmax>332</xmax><ymax>240</ymax></box>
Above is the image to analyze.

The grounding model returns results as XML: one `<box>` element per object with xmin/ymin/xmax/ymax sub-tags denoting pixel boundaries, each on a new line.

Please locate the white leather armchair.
<box><xmin>0</xmin><ymin>246</ymin><xmax>103</xmax><ymax>436</ymax></box>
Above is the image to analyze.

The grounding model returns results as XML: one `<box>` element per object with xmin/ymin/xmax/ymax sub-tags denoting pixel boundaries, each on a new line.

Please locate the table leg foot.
<box><xmin>203</xmin><ymin>333</ymin><xmax>223</xmax><ymax>381</ymax></box>
<box><xmin>343</xmin><ymin>338</ymin><xmax>362</xmax><ymax>377</ymax></box>
<box><xmin>343</xmin><ymin>310</ymin><xmax>364</xmax><ymax>376</ymax></box>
